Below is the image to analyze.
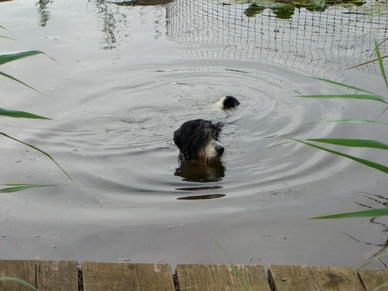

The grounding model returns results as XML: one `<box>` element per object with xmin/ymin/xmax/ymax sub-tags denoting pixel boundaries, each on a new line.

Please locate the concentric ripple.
<box><xmin>17</xmin><ymin>59</ymin><xmax>366</xmax><ymax>203</ymax></box>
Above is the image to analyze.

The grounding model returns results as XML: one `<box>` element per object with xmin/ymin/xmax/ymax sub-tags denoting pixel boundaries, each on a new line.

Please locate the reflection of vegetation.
<box><xmin>94</xmin><ymin>0</ymin><xmax>129</xmax><ymax>50</ymax></box>
<box><xmin>36</xmin><ymin>0</ymin><xmax>53</xmax><ymax>27</ymax></box>
<box><xmin>272</xmin><ymin>5</ymin><xmax>295</xmax><ymax>18</ymax></box>
<box><xmin>108</xmin><ymin>0</ymin><xmax>173</xmax><ymax>6</ymax></box>
<box><xmin>95</xmin><ymin>0</ymin><xmax>117</xmax><ymax>50</ymax></box>
<box><xmin>244</xmin><ymin>4</ymin><xmax>265</xmax><ymax>16</ymax></box>
<box><xmin>238</xmin><ymin>0</ymin><xmax>365</xmax><ymax>18</ymax></box>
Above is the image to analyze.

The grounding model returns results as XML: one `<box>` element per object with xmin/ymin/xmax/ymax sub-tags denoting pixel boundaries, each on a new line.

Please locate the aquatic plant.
<box><xmin>292</xmin><ymin>39</ymin><xmax>387</xmax><ymax>267</ymax></box>
<box><xmin>236</xmin><ymin>0</ymin><xmax>365</xmax><ymax>18</ymax></box>
<box><xmin>294</xmin><ymin>39</ymin><xmax>387</xmax><ymax>217</ymax></box>
<box><xmin>0</xmin><ymin>26</ymin><xmax>72</xmax><ymax>192</ymax></box>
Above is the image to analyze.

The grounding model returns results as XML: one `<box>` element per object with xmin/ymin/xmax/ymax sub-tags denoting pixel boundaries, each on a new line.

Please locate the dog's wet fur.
<box><xmin>174</xmin><ymin>96</ymin><xmax>239</xmax><ymax>165</ymax></box>
<box><xmin>217</xmin><ymin>95</ymin><xmax>240</xmax><ymax>110</ymax></box>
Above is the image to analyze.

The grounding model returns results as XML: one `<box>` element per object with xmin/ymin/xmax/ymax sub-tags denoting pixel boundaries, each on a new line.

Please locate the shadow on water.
<box><xmin>342</xmin><ymin>194</ymin><xmax>388</xmax><ymax>268</ymax></box>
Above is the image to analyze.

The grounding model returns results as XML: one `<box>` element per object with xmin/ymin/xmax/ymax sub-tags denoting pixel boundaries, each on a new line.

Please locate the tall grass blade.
<box><xmin>0</xmin><ymin>36</ymin><xmax>14</xmax><ymax>40</ymax></box>
<box><xmin>347</xmin><ymin>55</ymin><xmax>388</xmax><ymax>70</ymax></box>
<box><xmin>374</xmin><ymin>39</ymin><xmax>388</xmax><ymax>90</ymax></box>
<box><xmin>310</xmin><ymin>77</ymin><xmax>377</xmax><ymax>95</ymax></box>
<box><xmin>0</xmin><ymin>108</ymin><xmax>50</xmax><ymax>119</ymax></box>
<box><xmin>310</xmin><ymin>208</ymin><xmax>388</xmax><ymax>219</ymax></box>
<box><xmin>0</xmin><ymin>50</ymin><xmax>50</xmax><ymax>65</ymax></box>
<box><xmin>289</xmin><ymin>137</ymin><xmax>388</xmax><ymax>174</ymax></box>
<box><xmin>0</xmin><ymin>184</ymin><xmax>54</xmax><ymax>193</ymax></box>
<box><xmin>373</xmin><ymin>282</ymin><xmax>388</xmax><ymax>291</ymax></box>
<box><xmin>360</xmin><ymin>244</ymin><xmax>388</xmax><ymax>269</ymax></box>
<box><xmin>0</xmin><ymin>132</ymin><xmax>73</xmax><ymax>181</ymax></box>
<box><xmin>0</xmin><ymin>277</ymin><xmax>37</xmax><ymax>290</ymax></box>
<box><xmin>298</xmin><ymin>94</ymin><xmax>388</xmax><ymax>104</ymax></box>
<box><xmin>0</xmin><ymin>71</ymin><xmax>40</xmax><ymax>93</ymax></box>
<box><xmin>308</xmin><ymin>138</ymin><xmax>388</xmax><ymax>150</ymax></box>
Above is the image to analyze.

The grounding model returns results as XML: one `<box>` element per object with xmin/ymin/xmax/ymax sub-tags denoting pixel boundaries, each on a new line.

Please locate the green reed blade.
<box><xmin>310</xmin><ymin>208</ymin><xmax>388</xmax><ymax>219</ymax></box>
<box><xmin>0</xmin><ymin>108</ymin><xmax>51</xmax><ymax>119</ymax></box>
<box><xmin>374</xmin><ymin>39</ymin><xmax>388</xmax><ymax>90</ymax></box>
<box><xmin>308</xmin><ymin>138</ymin><xmax>388</xmax><ymax>150</ymax></box>
<box><xmin>0</xmin><ymin>132</ymin><xmax>73</xmax><ymax>182</ymax></box>
<box><xmin>298</xmin><ymin>94</ymin><xmax>388</xmax><ymax>104</ymax></box>
<box><xmin>0</xmin><ymin>35</ymin><xmax>14</xmax><ymax>40</ymax></box>
<box><xmin>0</xmin><ymin>50</ymin><xmax>52</xmax><ymax>65</ymax></box>
<box><xmin>0</xmin><ymin>277</ymin><xmax>37</xmax><ymax>290</ymax></box>
<box><xmin>0</xmin><ymin>184</ymin><xmax>54</xmax><ymax>193</ymax></box>
<box><xmin>309</xmin><ymin>77</ymin><xmax>377</xmax><ymax>95</ymax></box>
<box><xmin>372</xmin><ymin>282</ymin><xmax>388</xmax><ymax>291</ymax></box>
<box><xmin>0</xmin><ymin>71</ymin><xmax>40</xmax><ymax>93</ymax></box>
<box><xmin>347</xmin><ymin>55</ymin><xmax>388</xmax><ymax>70</ymax></box>
<box><xmin>289</xmin><ymin>137</ymin><xmax>388</xmax><ymax>174</ymax></box>
<box><xmin>360</xmin><ymin>244</ymin><xmax>388</xmax><ymax>269</ymax></box>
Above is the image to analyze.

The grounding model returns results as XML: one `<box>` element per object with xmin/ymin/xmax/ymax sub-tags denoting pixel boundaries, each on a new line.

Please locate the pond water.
<box><xmin>0</xmin><ymin>0</ymin><xmax>388</xmax><ymax>267</ymax></box>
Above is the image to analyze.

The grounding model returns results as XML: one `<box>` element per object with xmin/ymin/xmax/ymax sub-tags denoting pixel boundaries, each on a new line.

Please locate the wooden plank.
<box><xmin>269</xmin><ymin>265</ymin><xmax>365</xmax><ymax>291</ymax></box>
<box><xmin>82</xmin><ymin>262</ymin><xmax>175</xmax><ymax>291</ymax></box>
<box><xmin>175</xmin><ymin>264</ymin><xmax>271</xmax><ymax>291</ymax></box>
<box><xmin>358</xmin><ymin>269</ymin><xmax>388</xmax><ymax>290</ymax></box>
<box><xmin>0</xmin><ymin>260</ymin><xmax>36</xmax><ymax>291</ymax></box>
<box><xmin>0</xmin><ymin>260</ymin><xmax>78</xmax><ymax>291</ymax></box>
<box><xmin>35</xmin><ymin>260</ymin><xmax>78</xmax><ymax>291</ymax></box>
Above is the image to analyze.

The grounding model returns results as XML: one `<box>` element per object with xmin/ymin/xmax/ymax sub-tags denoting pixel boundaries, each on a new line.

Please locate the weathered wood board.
<box><xmin>82</xmin><ymin>262</ymin><xmax>175</xmax><ymax>291</ymax></box>
<box><xmin>0</xmin><ymin>260</ymin><xmax>78</xmax><ymax>291</ymax></box>
<box><xmin>176</xmin><ymin>264</ymin><xmax>271</xmax><ymax>291</ymax></box>
<box><xmin>269</xmin><ymin>264</ymin><xmax>365</xmax><ymax>291</ymax></box>
<box><xmin>358</xmin><ymin>269</ymin><xmax>388</xmax><ymax>291</ymax></box>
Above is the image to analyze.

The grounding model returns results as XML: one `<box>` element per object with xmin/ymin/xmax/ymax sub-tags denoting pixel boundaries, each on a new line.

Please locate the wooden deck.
<box><xmin>0</xmin><ymin>260</ymin><xmax>387</xmax><ymax>290</ymax></box>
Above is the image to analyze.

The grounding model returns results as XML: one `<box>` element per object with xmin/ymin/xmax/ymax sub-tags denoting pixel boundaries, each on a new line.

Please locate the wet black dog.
<box><xmin>173</xmin><ymin>96</ymin><xmax>239</xmax><ymax>165</ymax></box>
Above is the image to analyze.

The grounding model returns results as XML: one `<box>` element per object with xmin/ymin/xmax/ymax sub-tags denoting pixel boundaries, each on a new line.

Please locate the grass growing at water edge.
<box><xmin>292</xmin><ymin>39</ymin><xmax>387</xmax><ymax>267</ymax></box>
<box><xmin>0</xmin><ymin>277</ymin><xmax>37</xmax><ymax>290</ymax></box>
<box><xmin>1</xmin><ymin>26</ymin><xmax>73</xmax><ymax>191</ymax></box>
<box><xmin>293</xmin><ymin>38</ymin><xmax>388</xmax><ymax>216</ymax></box>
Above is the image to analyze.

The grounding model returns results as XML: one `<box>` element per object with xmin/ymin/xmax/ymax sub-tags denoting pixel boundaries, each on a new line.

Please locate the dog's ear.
<box><xmin>215</xmin><ymin>122</ymin><xmax>224</xmax><ymax>129</ymax></box>
<box><xmin>173</xmin><ymin>129</ymin><xmax>182</xmax><ymax>149</ymax></box>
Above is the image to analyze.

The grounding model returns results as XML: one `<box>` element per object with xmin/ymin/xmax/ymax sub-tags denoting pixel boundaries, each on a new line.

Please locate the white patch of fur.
<box><xmin>214</xmin><ymin>96</ymin><xmax>227</xmax><ymax>110</ymax></box>
<box><xmin>204</xmin><ymin>139</ymin><xmax>223</xmax><ymax>160</ymax></box>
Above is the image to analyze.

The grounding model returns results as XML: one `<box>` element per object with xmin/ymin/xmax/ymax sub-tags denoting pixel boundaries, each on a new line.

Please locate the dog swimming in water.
<box><xmin>173</xmin><ymin>96</ymin><xmax>240</xmax><ymax>165</ymax></box>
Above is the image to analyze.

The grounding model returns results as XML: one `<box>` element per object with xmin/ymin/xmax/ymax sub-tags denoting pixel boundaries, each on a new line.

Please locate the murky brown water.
<box><xmin>0</xmin><ymin>0</ymin><xmax>388</xmax><ymax>267</ymax></box>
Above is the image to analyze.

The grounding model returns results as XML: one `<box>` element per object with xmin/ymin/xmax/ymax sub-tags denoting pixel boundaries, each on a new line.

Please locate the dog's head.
<box><xmin>174</xmin><ymin>119</ymin><xmax>224</xmax><ymax>164</ymax></box>
<box><xmin>217</xmin><ymin>96</ymin><xmax>240</xmax><ymax>110</ymax></box>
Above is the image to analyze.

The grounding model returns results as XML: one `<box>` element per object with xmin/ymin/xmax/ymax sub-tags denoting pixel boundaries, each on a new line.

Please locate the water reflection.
<box><xmin>108</xmin><ymin>0</ymin><xmax>174</xmax><ymax>6</ymax></box>
<box><xmin>37</xmin><ymin>0</ymin><xmax>53</xmax><ymax>27</ymax></box>
<box><xmin>174</xmin><ymin>160</ymin><xmax>225</xmax><ymax>182</ymax></box>
<box><xmin>342</xmin><ymin>194</ymin><xmax>388</xmax><ymax>268</ymax></box>
<box><xmin>166</xmin><ymin>0</ymin><xmax>388</xmax><ymax>76</ymax></box>
<box><xmin>94</xmin><ymin>0</ymin><xmax>128</xmax><ymax>49</ymax></box>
